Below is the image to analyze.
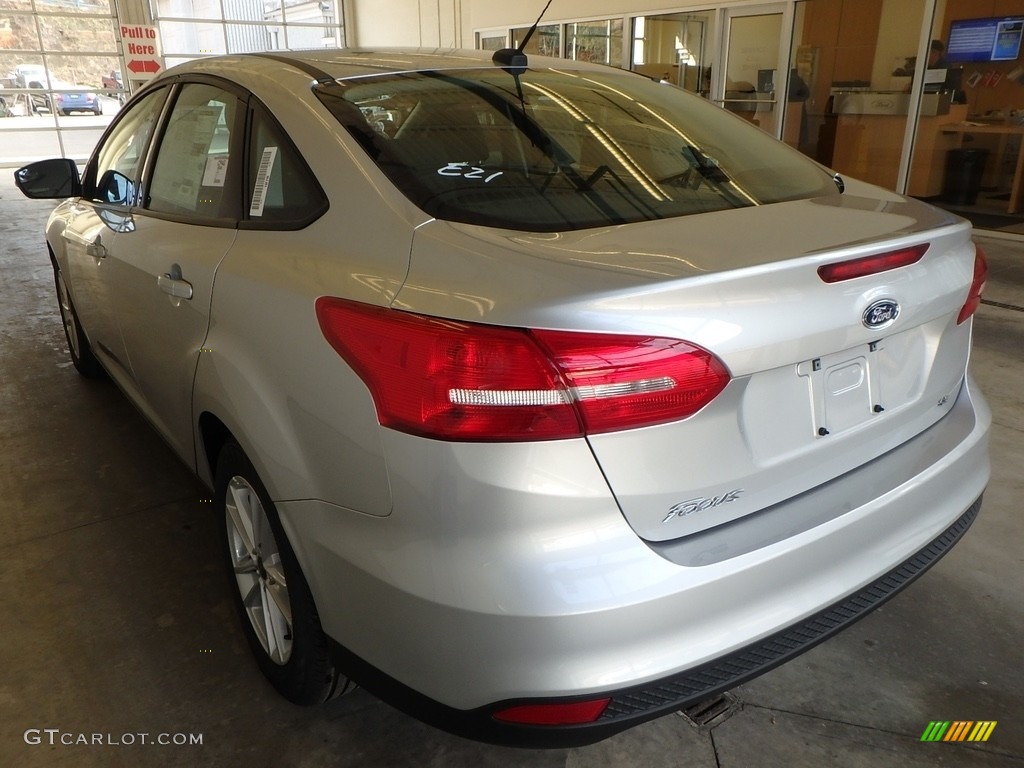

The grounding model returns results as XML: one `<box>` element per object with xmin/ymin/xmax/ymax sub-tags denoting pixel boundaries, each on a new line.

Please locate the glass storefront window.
<box><xmin>3</xmin><ymin>13</ymin><xmax>41</xmax><ymax>50</ymax></box>
<box><xmin>223</xmin><ymin>0</ymin><xmax>287</xmax><ymax>22</ymax></box>
<box><xmin>37</xmin><ymin>16</ymin><xmax>117</xmax><ymax>52</ymax></box>
<box><xmin>153</xmin><ymin>0</ymin><xmax>345</xmax><ymax>58</ymax></box>
<box><xmin>631</xmin><ymin>12</ymin><xmax>716</xmax><ymax>96</ymax></box>
<box><xmin>1</xmin><ymin>1</ymin><xmax>120</xmax><ymax>166</ymax></box>
<box><xmin>565</xmin><ymin>19</ymin><xmax>623</xmax><ymax>66</ymax></box>
<box><xmin>477</xmin><ymin>33</ymin><xmax>506</xmax><ymax>51</ymax></box>
<box><xmin>158</xmin><ymin>19</ymin><xmax>228</xmax><ymax>56</ymax></box>
<box><xmin>511</xmin><ymin>23</ymin><xmax>559</xmax><ymax>57</ymax></box>
<box><xmin>224</xmin><ymin>22</ymin><xmax>272</xmax><ymax>52</ymax></box>
<box><xmin>33</xmin><ymin>0</ymin><xmax>113</xmax><ymax>15</ymax></box>
<box><xmin>1</xmin><ymin>0</ymin><xmax>345</xmax><ymax>167</ymax></box>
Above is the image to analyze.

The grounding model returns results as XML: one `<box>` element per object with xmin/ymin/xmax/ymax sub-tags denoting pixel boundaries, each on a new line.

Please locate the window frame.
<box><xmin>77</xmin><ymin>72</ymin><xmax>327</xmax><ymax>231</ymax></box>
<box><xmin>80</xmin><ymin>85</ymin><xmax>172</xmax><ymax>209</ymax></box>
<box><xmin>238</xmin><ymin>97</ymin><xmax>329</xmax><ymax>232</ymax></box>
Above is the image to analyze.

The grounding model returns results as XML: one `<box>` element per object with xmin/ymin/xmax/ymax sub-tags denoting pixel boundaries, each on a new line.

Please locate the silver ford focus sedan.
<box><xmin>15</xmin><ymin>48</ymin><xmax>990</xmax><ymax>747</ymax></box>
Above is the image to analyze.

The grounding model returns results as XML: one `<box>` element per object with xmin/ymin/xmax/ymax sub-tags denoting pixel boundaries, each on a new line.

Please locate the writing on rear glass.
<box><xmin>437</xmin><ymin>162</ymin><xmax>503</xmax><ymax>183</ymax></box>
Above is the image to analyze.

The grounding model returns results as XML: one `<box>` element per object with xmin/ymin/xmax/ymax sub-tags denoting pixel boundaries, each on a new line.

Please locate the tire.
<box><xmin>216</xmin><ymin>440</ymin><xmax>349</xmax><ymax>705</ymax></box>
<box><xmin>53</xmin><ymin>263</ymin><xmax>103</xmax><ymax>378</ymax></box>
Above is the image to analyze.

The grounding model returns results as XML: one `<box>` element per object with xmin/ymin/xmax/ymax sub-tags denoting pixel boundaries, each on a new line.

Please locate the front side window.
<box><xmin>84</xmin><ymin>87</ymin><xmax>168</xmax><ymax>206</ymax></box>
<box><xmin>315</xmin><ymin>68</ymin><xmax>839</xmax><ymax>232</ymax></box>
<box><xmin>147</xmin><ymin>83</ymin><xmax>243</xmax><ymax>221</ymax></box>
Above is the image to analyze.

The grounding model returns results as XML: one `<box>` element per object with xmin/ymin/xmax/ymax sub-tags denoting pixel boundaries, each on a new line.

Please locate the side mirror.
<box><xmin>97</xmin><ymin>168</ymin><xmax>134</xmax><ymax>206</ymax></box>
<box><xmin>14</xmin><ymin>158</ymin><xmax>82</xmax><ymax>199</ymax></box>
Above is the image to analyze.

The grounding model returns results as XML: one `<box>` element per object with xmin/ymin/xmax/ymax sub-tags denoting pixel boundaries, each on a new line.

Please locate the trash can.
<box><xmin>942</xmin><ymin>148</ymin><xmax>990</xmax><ymax>206</ymax></box>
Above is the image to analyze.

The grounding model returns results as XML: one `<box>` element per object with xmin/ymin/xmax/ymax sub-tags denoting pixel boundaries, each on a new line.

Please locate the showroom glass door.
<box><xmin>790</xmin><ymin>0</ymin><xmax>928</xmax><ymax>191</ymax></box>
<box><xmin>908</xmin><ymin>0</ymin><xmax>1024</xmax><ymax>233</ymax></box>
<box><xmin>717</xmin><ymin>4</ymin><xmax>795</xmax><ymax>139</ymax></box>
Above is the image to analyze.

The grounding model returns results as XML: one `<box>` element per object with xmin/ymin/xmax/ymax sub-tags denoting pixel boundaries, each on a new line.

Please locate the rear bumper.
<box><xmin>330</xmin><ymin>495</ymin><xmax>982</xmax><ymax>747</ymax></box>
<box><xmin>277</xmin><ymin>376</ymin><xmax>989</xmax><ymax>747</ymax></box>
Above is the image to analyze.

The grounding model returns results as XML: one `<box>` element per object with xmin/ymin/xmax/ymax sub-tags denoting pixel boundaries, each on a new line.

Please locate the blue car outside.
<box><xmin>54</xmin><ymin>84</ymin><xmax>101</xmax><ymax>116</ymax></box>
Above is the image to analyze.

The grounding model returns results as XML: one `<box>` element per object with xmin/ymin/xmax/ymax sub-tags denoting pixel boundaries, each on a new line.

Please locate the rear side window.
<box><xmin>315</xmin><ymin>69</ymin><xmax>839</xmax><ymax>232</ymax></box>
<box><xmin>147</xmin><ymin>83</ymin><xmax>243</xmax><ymax>221</ymax></box>
<box><xmin>242</xmin><ymin>104</ymin><xmax>327</xmax><ymax>229</ymax></box>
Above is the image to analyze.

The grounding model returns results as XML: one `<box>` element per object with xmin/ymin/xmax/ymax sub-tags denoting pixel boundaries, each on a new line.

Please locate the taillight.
<box><xmin>315</xmin><ymin>298</ymin><xmax>730</xmax><ymax>442</ymax></box>
<box><xmin>957</xmin><ymin>245</ymin><xmax>987</xmax><ymax>325</ymax></box>
<box><xmin>817</xmin><ymin>244</ymin><xmax>927</xmax><ymax>283</ymax></box>
<box><xmin>533</xmin><ymin>329</ymin><xmax>730</xmax><ymax>434</ymax></box>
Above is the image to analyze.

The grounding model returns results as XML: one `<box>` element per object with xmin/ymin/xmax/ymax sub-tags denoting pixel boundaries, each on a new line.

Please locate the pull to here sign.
<box><xmin>121</xmin><ymin>24</ymin><xmax>163</xmax><ymax>80</ymax></box>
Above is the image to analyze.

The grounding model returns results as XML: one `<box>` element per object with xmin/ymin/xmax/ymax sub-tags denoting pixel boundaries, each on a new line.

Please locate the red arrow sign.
<box><xmin>128</xmin><ymin>59</ymin><xmax>161</xmax><ymax>74</ymax></box>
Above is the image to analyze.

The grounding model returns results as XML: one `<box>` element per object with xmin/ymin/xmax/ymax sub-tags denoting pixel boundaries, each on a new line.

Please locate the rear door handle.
<box><xmin>158</xmin><ymin>264</ymin><xmax>193</xmax><ymax>300</ymax></box>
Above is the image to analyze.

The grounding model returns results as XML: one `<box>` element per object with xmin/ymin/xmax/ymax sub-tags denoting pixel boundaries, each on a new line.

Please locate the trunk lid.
<box><xmin>401</xmin><ymin>187</ymin><xmax>978</xmax><ymax>542</ymax></box>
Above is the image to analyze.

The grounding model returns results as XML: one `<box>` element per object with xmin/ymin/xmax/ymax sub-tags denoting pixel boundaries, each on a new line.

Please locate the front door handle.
<box><xmin>62</xmin><ymin>229</ymin><xmax>107</xmax><ymax>258</ymax></box>
<box><xmin>158</xmin><ymin>263</ymin><xmax>193</xmax><ymax>300</ymax></box>
<box><xmin>86</xmin><ymin>235</ymin><xmax>107</xmax><ymax>259</ymax></box>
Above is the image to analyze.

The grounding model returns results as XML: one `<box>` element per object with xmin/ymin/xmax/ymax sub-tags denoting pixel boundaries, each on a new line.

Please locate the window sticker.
<box><xmin>250</xmin><ymin>146</ymin><xmax>279</xmax><ymax>217</ymax></box>
<box><xmin>202</xmin><ymin>156</ymin><xmax>229</xmax><ymax>187</ymax></box>
<box><xmin>154</xmin><ymin>104</ymin><xmax>223</xmax><ymax>210</ymax></box>
<box><xmin>437</xmin><ymin>162</ymin><xmax>503</xmax><ymax>183</ymax></box>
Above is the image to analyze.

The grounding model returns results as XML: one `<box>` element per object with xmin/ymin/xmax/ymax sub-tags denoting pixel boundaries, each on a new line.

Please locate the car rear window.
<box><xmin>314</xmin><ymin>68</ymin><xmax>838</xmax><ymax>232</ymax></box>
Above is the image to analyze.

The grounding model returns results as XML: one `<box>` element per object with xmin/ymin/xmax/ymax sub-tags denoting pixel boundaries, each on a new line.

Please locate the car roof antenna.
<box><xmin>492</xmin><ymin>0</ymin><xmax>552</xmax><ymax>113</ymax></box>
<box><xmin>492</xmin><ymin>0</ymin><xmax>552</xmax><ymax>75</ymax></box>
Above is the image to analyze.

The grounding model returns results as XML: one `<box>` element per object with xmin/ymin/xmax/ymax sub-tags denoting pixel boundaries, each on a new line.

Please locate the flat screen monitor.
<box><xmin>923</xmin><ymin>68</ymin><xmax>946</xmax><ymax>93</ymax></box>
<box><xmin>948</xmin><ymin>16</ymin><xmax>1024</xmax><ymax>63</ymax></box>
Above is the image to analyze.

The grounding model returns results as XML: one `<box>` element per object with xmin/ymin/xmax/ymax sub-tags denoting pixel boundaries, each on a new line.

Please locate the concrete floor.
<box><xmin>1</xmin><ymin>171</ymin><xmax>1021</xmax><ymax>768</ymax></box>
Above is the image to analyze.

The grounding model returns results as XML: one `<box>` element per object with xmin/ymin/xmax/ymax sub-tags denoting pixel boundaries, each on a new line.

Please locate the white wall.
<box><xmin>348</xmin><ymin>0</ymin><xmax>468</xmax><ymax>47</ymax></box>
<box><xmin>470</xmin><ymin>0</ymin><xmax>636</xmax><ymax>31</ymax></box>
<box><xmin>348</xmin><ymin>0</ymin><xmax>667</xmax><ymax>46</ymax></box>
<box><xmin>347</xmin><ymin>0</ymin><xmax>935</xmax><ymax>94</ymax></box>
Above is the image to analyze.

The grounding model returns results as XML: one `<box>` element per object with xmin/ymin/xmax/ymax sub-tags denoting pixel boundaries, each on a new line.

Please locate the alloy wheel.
<box><xmin>55</xmin><ymin>271</ymin><xmax>80</xmax><ymax>359</ymax></box>
<box><xmin>225</xmin><ymin>476</ymin><xmax>293</xmax><ymax>665</ymax></box>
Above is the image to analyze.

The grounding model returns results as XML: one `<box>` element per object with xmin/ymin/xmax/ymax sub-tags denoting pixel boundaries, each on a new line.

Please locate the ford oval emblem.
<box><xmin>862</xmin><ymin>298</ymin><xmax>900</xmax><ymax>329</ymax></box>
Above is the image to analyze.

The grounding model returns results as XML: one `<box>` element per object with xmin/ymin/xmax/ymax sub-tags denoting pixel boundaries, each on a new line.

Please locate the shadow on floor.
<box><xmin>918</xmin><ymin>190</ymin><xmax>1024</xmax><ymax>235</ymax></box>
